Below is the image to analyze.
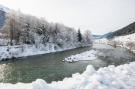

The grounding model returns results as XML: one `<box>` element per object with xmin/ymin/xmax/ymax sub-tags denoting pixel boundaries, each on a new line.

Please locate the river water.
<box><xmin>0</xmin><ymin>44</ymin><xmax>135</xmax><ymax>83</ymax></box>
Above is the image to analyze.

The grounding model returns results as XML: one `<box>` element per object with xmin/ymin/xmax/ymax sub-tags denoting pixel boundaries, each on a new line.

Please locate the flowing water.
<box><xmin>0</xmin><ymin>44</ymin><xmax>135</xmax><ymax>83</ymax></box>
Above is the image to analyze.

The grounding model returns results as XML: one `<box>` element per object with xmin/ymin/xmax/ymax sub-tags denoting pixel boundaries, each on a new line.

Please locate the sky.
<box><xmin>0</xmin><ymin>0</ymin><xmax>135</xmax><ymax>35</ymax></box>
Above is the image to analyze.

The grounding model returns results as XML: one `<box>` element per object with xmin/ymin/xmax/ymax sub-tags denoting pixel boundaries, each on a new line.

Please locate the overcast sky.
<box><xmin>0</xmin><ymin>0</ymin><xmax>135</xmax><ymax>34</ymax></box>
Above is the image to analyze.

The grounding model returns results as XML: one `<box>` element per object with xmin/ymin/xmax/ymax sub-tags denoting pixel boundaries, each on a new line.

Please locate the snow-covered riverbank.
<box><xmin>64</xmin><ymin>44</ymin><xmax>114</xmax><ymax>62</ymax></box>
<box><xmin>0</xmin><ymin>62</ymin><xmax>135</xmax><ymax>89</ymax></box>
<box><xmin>0</xmin><ymin>44</ymin><xmax>91</xmax><ymax>61</ymax></box>
<box><xmin>113</xmin><ymin>33</ymin><xmax>135</xmax><ymax>53</ymax></box>
<box><xmin>95</xmin><ymin>33</ymin><xmax>135</xmax><ymax>53</ymax></box>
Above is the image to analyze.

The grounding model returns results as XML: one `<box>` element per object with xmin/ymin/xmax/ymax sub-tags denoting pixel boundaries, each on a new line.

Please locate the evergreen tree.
<box><xmin>77</xmin><ymin>29</ymin><xmax>82</xmax><ymax>42</ymax></box>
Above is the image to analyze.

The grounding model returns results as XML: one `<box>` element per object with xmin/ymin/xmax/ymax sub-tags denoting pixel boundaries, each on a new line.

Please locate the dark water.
<box><xmin>0</xmin><ymin>44</ymin><xmax>135</xmax><ymax>83</ymax></box>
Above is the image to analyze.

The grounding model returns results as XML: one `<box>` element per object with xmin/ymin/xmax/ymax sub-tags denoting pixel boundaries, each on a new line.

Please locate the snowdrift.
<box><xmin>0</xmin><ymin>62</ymin><xmax>135</xmax><ymax>89</ymax></box>
<box><xmin>0</xmin><ymin>43</ymin><xmax>91</xmax><ymax>61</ymax></box>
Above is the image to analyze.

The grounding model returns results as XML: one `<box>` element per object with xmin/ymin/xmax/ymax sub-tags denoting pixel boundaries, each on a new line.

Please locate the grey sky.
<box><xmin>0</xmin><ymin>0</ymin><xmax>135</xmax><ymax>34</ymax></box>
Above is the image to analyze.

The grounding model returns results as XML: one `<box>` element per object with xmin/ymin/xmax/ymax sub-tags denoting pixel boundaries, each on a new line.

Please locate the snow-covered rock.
<box><xmin>0</xmin><ymin>62</ymin><xmax>135</xmax><ymax>89</ymax></box>
<box><xmin>64</xmin><ymin>50</ymin><xmax>98</xmax><ymax>62</ymax></box>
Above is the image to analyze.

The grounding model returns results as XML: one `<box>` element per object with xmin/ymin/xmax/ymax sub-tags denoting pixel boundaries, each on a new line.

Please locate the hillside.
<box><xmin>104</xmin><ymin>22</ymin><xmax>135</xmax><ymax>38</ymax></box>
<box><xmin>0</xmin><ymin>5</ymin><xmax>9</xmax><ymax>28</ymax></box>
<box><xmin>0</xmin><ymin>10</ymin><xmax>6</xmax><ymax>28</ymax></box>
<box><xmin>92</xmin><ymin>35</ymin><xmax>102</xmax><ymax>39</ymax></box>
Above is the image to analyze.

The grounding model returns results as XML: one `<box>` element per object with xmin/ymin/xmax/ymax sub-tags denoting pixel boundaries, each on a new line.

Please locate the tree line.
<box><xmin>1</xmin><ymin>10</ymin><xmax>92</xmax><ymax>48</ymax></box>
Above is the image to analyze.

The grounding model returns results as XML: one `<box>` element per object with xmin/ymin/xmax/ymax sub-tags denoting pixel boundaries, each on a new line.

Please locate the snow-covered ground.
<box><xmin>96</xmin><ymin>33</ymin><xmax>135</xmax><ymax>53</ymax></box>
<box><xmin>64</xmin><ymin>43</ymin><xmax>115</xmax><ymax>62</ymax></box>
<box><xmin>0</xmin><ymin>43</ymin><xmax>90</xmax><ymax>61</ymax></box>
<box><xmin>0</xmin><ymin>62</ymin><xmax>135</xmax><ymax>89</ymax></box>
<box><xmin>64</xmin><ymin>50</ymin><xmax>98</xmax><ymax>62</ymax></box>
<box><xmin>113</xmin><ymin>33</ymin><xmax>135</xmax><ymax>53</ymax></box>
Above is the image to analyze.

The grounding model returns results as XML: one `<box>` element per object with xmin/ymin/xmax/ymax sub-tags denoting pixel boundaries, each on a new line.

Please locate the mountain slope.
<box><xmin>104</xmin><ymin>22</ymin><xmax>135</xmax><ymax>38</ymax></box>
<box><xmin>113</xmin><ymin>22</ymin><xmax>135</xmax><ymax>36</ymax></box>
<box><xmin>0</xmin><ymin>10</ymin><xmax>6</xmax><ymax>28</ymax></box>
<box><xmin>0</xmin><ymin>5</ymin><xmax>10</xmax><ymax>28</ymax></box>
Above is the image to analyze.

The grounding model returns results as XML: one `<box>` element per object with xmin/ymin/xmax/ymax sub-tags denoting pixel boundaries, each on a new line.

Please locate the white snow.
<box><xmin>113</xmin><ymin>33</ymin><xmax>135</xmax><ymax>53</ymax></box>
<box><xmin>0</xmin><ymin>44</ymin><xmax>84</xmax><ymax>61</ymax></box>
<box><xmin>64</xmin><ymin>50</ymin><xmax>98</xmax><ymax>62</ymax></box>
<box><xmin>95</xmin><ymin>33</ymin><xmax>135</xmax><ymax>53</ymax></box>
<box><xmin>0</xmin><ymin>62</ymin><xmax>135</xmax><ymax>89</ymax></box>
<box><xmin>0</xmin><ymin>4</ymin><xmax>10</xmax><ymax>12</ymax></box>
<box><xmin>0</xmin><ymin>7</ymin><xmax>93</xmax><ymax>61</ymax></box>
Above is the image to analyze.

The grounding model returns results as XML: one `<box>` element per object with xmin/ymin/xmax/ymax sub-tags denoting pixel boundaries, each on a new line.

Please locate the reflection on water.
<box><xmin>0</xmin><ymin>44</ymin><xmax>135</xmax><ymax>83</ymax></box>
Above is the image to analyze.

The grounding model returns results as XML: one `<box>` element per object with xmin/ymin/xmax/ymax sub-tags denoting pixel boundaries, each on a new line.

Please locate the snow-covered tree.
<box><xmin>1</xmin><ymin>10</ymin><xmax>93</xmax><ymax>49</ymax></box>
<box><xmin>83</xmin><ymin>30</ymin><xmax>93</xmax><ymax>44</ymax></box>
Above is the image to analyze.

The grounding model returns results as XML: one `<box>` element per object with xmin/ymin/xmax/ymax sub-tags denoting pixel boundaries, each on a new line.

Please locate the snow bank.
<box><xmin>0</xmin><ymin>45</ymin><xmax>46</xmax><ymax>61</ymax></box>
<box><xmin>96</xmin><ymin>33</ymin><xmax>135</xmax><ymax>53</ymax></box>
<box><xmin>64</xmin><ymin>50</ymin><xmax>98</xmax><ymax>62</ymax></box>
<box><xmin>0</xmin><ymin>62</ymin><xmax>135</xmax><ymax>89</ymax></box>
<box><xmin>0</xmin><ymin>43</ymin><xmax>88</xmax><ymax>61</ymax></box>
<box><xmin>113</xmin><ymin>33</ymin><xmax>135</xmax><ymax>53</ymax></box>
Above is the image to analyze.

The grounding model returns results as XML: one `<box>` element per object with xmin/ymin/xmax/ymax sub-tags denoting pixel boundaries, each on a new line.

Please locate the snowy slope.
<box><xmin>0</xmin><ymin>10</ymin><xmax>5</xmax><ymax>28</ymax></box>
<box><xmin>0</xmin><ymin>4</ymin><xmax>10</xmax><ymax>13</ymax></box>
<box><xmin>0</xmin><ymin>4</ymin><xmax>10</xmax><ymax>28</ymax></box>
<box><xmin>0</xmin><ymin>62</ymin><xmax>135</xmax><ymax>89</ymax></box>
<box><xmin>113</xmin><ymin>33</ymin><xmax>135</xmax><ymax>52</ymax></box>
<box><xmin>0</xmin><ymin>43</ymin><xmax>84</xmax><ymax>61</ymax></box>
<box><xmin>95</xmin><ymin>33</ymin><xmax>135</xmax><ymax>53</ymax></box>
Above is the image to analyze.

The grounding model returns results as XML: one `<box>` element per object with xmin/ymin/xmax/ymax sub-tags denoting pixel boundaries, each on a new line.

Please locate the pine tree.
<box><xmin>77</xmin><ymin>29</ymin><xmax>82</xmax><ymax>42</ymax></box>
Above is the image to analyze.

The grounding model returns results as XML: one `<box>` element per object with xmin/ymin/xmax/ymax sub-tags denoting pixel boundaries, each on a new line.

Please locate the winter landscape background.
<box><xmin>0</xmin><ymin>0</ymin><xmax>135</xmax><ymax>89</ymax></box>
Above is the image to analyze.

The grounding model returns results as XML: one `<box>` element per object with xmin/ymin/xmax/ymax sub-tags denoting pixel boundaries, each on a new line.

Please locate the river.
<box><xmin>0</xmin><ymin>44</ymin><xmax>135</xmax><ymax>83</ymax></box>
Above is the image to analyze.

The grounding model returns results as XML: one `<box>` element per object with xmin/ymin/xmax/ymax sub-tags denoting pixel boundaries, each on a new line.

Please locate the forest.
<box><xmin>0</xmin><ymin>10</ymin><xmax>92</xmax><ymax>49</ymax></box>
